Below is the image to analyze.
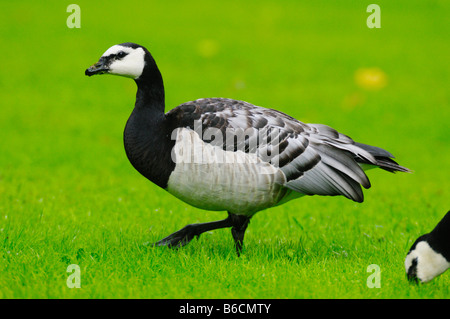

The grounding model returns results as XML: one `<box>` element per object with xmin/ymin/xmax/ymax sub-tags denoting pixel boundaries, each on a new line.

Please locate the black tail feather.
<box><xmin>354</xmin><ymin>142</ymin><xmax>411</xmax><ymax>173</ymax></box>
<box><xmin>373</xmin><ymin>157</ymin><xmax>411</xmax><ymax>173</ymax></box>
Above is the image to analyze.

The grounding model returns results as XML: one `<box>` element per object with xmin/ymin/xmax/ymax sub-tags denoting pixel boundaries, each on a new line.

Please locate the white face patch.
<box><xmin>405</xmin><ymin>241</ymin><xmax>450</xmax><ymax>283</ymax></box>
<box><xmin>101</xmin><ymin>45</ymin><xmax>146</xmax><ymax>79</ymax></box>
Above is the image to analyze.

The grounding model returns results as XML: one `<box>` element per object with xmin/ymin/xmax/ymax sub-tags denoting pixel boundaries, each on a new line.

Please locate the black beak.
<box><xmin>406</xmin><ymin>257</ymin><xmax>419</xmax><ymax>284</ymax></box>
<box><xmin>85</xmin><ymin>58</ymin><xmax>109</xmax><ymax>76</ymax></box>
<box><xmin>406</xmin><ymin>273</ymin><xmax>419</xmax><ymax>284</ymax></box>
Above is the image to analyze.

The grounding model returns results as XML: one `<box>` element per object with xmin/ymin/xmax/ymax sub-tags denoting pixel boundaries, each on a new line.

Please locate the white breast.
<box><xmin>167</xmin><ymin>128</ymin><xmax>287</xmax><ymax>215</ymax></box>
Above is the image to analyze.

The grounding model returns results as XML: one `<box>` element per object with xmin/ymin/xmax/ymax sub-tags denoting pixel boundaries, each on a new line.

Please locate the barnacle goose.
<box><xmin>405</xmin><ymin>211</ymin><xmax>450</xmax><ymax>283</ymax></box>
<box><xmin>85</xmin><ymin>43</ymin><xmax>410</xmax><ymax>255</ymax></box>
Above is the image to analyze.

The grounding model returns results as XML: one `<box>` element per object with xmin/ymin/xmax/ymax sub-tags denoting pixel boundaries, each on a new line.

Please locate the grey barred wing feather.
<box><xmin>283</xmin><ymin>124</ymin><xmax>374</xmax><ymax>203</ymax></box>
<box><xmin>166</xmin><ymin>98</ymin><xmax>406</xmax><ymax>203</ymax></box>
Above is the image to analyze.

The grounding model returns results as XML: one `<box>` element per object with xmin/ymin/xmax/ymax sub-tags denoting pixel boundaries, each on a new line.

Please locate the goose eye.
<box><xmin>117</xmin><ymin>51</ymin><xmax>126</xmax><ymax>59</ymax></box>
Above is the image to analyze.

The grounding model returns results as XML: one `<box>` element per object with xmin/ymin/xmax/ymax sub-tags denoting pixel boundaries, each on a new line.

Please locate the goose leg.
<box><xmin>230</xmin><ymin>214</ymin><xmax>251</xmax><ymax>256</ymax></box>
<box><xmin>153</xmin><ymin>212</ymin><xmax>251</xmax><ymax>256</ymax></box>
<box><xmin>153</xmin><ymin>214</ymin><xmax>234</xmax><ymax>248</ymax></box>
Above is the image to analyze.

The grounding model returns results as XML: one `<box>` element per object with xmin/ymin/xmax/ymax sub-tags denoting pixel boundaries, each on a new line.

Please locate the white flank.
<box><xmin>167</xmin><ymin>128</ymin><xmax>287</xmax><ymax>215</ymax></box>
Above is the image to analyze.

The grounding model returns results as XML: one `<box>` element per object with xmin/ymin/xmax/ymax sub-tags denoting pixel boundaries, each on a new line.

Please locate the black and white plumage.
<box><xmin>86</xmin><ymin>43</ymin><xmax>410</xmax><ymax>255</ymax></box>
<box><xmin>405</xmin><ymin>211</ymin><xmax>450</xmax><ymax>283</ymax></box>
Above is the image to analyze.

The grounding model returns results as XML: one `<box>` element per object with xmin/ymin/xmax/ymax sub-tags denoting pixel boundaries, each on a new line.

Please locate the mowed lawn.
<box><xmin>0</xmin><ymin>1</ymin><xmax>448</xmax><ymax>298</ymax></box>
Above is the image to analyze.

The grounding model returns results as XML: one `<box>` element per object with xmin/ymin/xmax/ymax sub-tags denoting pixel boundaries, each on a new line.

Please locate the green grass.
<box><xmin>0</xmin><ymin>0</ymin><xmax>449</xmax><ymax>298</ymax></box>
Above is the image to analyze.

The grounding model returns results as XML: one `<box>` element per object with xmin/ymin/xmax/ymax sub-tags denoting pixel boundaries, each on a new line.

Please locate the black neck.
<box><xmin>431</xmin><ymin>211</ymin><xmax>450</xmax><ymax>240</ymax></box>
<box><xmin>134</xmin><ymin>62</ymin><xmax>165</xmax><ymax>114</ymax></box>
<box><xmin>123</xmin><ymin>60</ymin><xmax>176</xmax><ymax>189</ymax></box>
<box><xmin>427</xmin><ymin>211</ymin><xmax>450</xmax><ymax>258</ymax></box>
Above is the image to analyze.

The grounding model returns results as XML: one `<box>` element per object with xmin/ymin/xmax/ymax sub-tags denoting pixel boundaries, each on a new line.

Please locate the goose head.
<box><xmin>85</xmin><ymin>42</ymin><xmax>148</xmax><ymax>79</ymax></box>
<box><xmin>405</xmin><ymin>235</ymin><xmax>450</xmax><ymax>283</ymax></box>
